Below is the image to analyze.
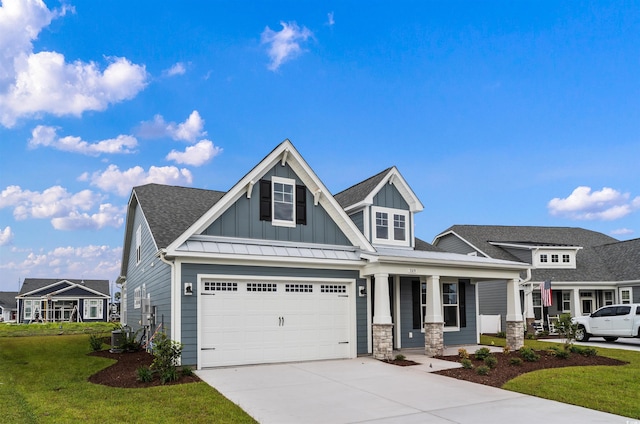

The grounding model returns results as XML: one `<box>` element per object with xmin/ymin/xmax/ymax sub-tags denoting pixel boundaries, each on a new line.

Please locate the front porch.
<box><xmin>362</xmin><ymin>255</ymin><xmax>526</xmax><ymax>361</ymax></box>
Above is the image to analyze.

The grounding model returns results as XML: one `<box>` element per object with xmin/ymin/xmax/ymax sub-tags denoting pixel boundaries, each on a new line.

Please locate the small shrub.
<box><xmin>495</xmin><ymin>331</ymin><xmax>506</xmax><ymax>339</ymax></box>
<box><xmin>476</xmin><ymin>365</ymin><xmax>490</xmax><ymax>375</ymax></box>
<box><xmin>180</xmin><ymin>367</ymin><xmax>194</xmax><ymax>377</ymax></box>
<box><xmin>88</xmin><ymin>333</ymin><xmax>103</xmax><ymax>351</ymax></box>
<box><xmin>484</xmin><ymin>355</ymin><xmax>498</xmax><ymax>369</ymax></box>
<box><xmin>151</xmin><ymin>332</ymin><xmax>183</xmax><ymax>385</ymax></box>
<box><xmin>136</xmin><ymin>366</ymin><xmax>153</xmax><ymax>382</ymax></box>
<box><xmin>394</xmin><ymin>354</ymin><xmax>406</xmax><ymax>361</ymax></box>
<box><xmin>457</xmin><ymin>348</ymin><xmax>469</xmax><ymax>359</ymax></box>
<box><xmin>526</xmin><ymin>333</ymin><xmax>536</xmax><ymax>340</ymax></box>
<box><xmin>570</xmin><ymin>345</ymin><xmax>597</xmax><ymax>357</ymax></box>
<box><xmin>509</xmin><ymin>357</ymin><xmax>523</xmax><ymax>366</ymax></box>
<box><xmin>160</xmin><ymin>367</ymin><xmax>179</xmax><ymax>384</ymax></box>
<box><xmin>460</xmin><ymin>358</ymin><xmax>474</xmax><ymax>369</ymax></box>
<box><xmin>474</xmin><ymin>347</ymin><xmax>491</xmax><ymax>360</ymax></box>
<box><xmin>519</xmin><ymin>347</ymin><xmax>540</xmax><ymax>362</ymax></box>
<box><xmin>502</xmin><ymin>346</ymin><xmax>511</xmax><ymax>355</ymax></box>
<box><xmin>549</xmin><ymin>346</ymin><xmax>570</xmax><ymax>359</ymax></box>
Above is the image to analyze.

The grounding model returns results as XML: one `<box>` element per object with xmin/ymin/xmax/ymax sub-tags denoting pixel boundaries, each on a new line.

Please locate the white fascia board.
<box><xmin>373</xmin><ymin>255</ymin><xmax>528</xmax><ymax>271</ymax></box>
<box><xmin>534</xmin><ymin>281</ymin><xmax>621</xmax><ymax>290</ymax></box>
<box><xmin>490</xmin><ymin>241</ymin><xmax>583</xmax><ymax>252</ymax></box>
<box><xmin>166</xmin><ymin>140</ymin><xmax>375</xmax><ymax>254</ymax></box>
<box><xmin>364</xmin><ymin>167</ymin><xmax>424</xmax><ymax>213</ymax></box>
<box><xmin>48</xmin><ymin>284</ymin><xmax>109</xmax><ymax>298</ymax></box>
<box><xmin>165</xmin><ymin>252</ymin><xmax>364</xmax><ymax>270</ymax></box>
<box><xmin>431</xmin><ymin>230</ymin><xmax>491</xmax><ymax>258</ymax></box>
<box><xmin>121</xmin><ymin>191</ymin><xmax>158</xmax><ymax>276</ymax></box>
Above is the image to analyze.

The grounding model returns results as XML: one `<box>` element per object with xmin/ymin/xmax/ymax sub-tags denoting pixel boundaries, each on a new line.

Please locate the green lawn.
<box><xmin>481</xmin><ymin>335</ymin><xmax>640</xmax><ymax>419</ymax></box>
<box><xmin>0</xmin><ymin>333</ymin><xmax>256</xmax><ymax>423</ymax></box>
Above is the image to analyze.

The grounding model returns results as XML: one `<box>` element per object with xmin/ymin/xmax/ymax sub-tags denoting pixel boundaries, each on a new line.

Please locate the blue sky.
<box><xmin>1</xmin><ymin>0</ymin><xmax>639</xmax><ymax>292</ymax></box>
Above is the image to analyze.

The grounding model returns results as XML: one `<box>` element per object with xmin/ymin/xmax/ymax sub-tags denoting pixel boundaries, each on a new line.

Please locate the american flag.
<box><xmin>541</xmin><ymin>280</ymin><xmax>552</xmax><ymax>307</ymax></box>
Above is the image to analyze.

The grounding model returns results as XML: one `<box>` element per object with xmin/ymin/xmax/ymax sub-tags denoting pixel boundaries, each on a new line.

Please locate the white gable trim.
<box><xmin>343</xmin><ymin>167</ymin><xmax>424</xmax><ymax>213</ymax></box>
<box><xmin>166</xmin><ymin>140</ymin><xmax>375</xmax><ymax>253</ymax></box>
<box><xmin>17</xmin><ymin>280</ymin><xmax>73</xmax><ymax>298</ymax></box>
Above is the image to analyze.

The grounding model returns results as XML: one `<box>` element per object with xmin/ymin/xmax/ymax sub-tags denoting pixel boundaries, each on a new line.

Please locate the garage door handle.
<box><xmin>338</xmin><ymin>341</ymin><xmax>349</xmax><ymax>344</ymax></box>
<box><xmin>201</xmin><ymin>347</ymin><xmax>216</xmax><ymax>350</ymax></box>
<box><xmin>278</xmin><ymin>316</ymin><xmax>285</xmax><ymax>326</ymax></box>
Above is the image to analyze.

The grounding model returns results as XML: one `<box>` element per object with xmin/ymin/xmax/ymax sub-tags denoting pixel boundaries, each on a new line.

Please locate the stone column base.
<box><xmin>506</xmin><ymin>320</ymin><xmax>524</xmax><ymax>350</ymax></box>
<box><xmin>424</xmin><ymin>322</ymin><xmax>444</xmax><ymax>357</ymax></box>
<box><xmin>372</xmin><ymin>323</ymin><xmax>394</xmax><ymax>361</ymax></box>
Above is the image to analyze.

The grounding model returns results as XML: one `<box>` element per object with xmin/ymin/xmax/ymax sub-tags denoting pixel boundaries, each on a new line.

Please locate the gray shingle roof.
<box><xmin>593</xmin><ymin>238</ymin><xmax>640</xmax><ymax>281</ymax></box>
<box><xmin>436</xmin><ymin>225</ymin><xmax>630</xmax><ymax>282</ymax></box>
<box><xmin>334</xmin><ymin>167</ymin><xmax>392</xmax><ymax>209</ymax></box>
<box><xmin>0</xmin><ymin>291</ymin><xmax>18</xmax><ymax>308</ymax></box>
<box><xmin>18</xmin><ymin>279</ymin><xmax>110</xmax><ymax>296</ymax></box>
<box><xmin>134</xmin><ymin>183</ymin><xmax>226</xmax><ymax>249</ymax></box>
<box><xmin>415</xmin><ymin>237</ymin><xmax>445</xmax><ymax>252</ymax></box>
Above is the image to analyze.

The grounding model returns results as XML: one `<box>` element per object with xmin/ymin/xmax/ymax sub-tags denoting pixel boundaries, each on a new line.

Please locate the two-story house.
<box><xmin>118</xmin><ymin>140</ymin><xmax>528</xmax><ymax>369</ymax></box>
<box><xmin>432</xmin><ymin>225</ymin><xmax>640</xmax><ymax>329</ymax></box>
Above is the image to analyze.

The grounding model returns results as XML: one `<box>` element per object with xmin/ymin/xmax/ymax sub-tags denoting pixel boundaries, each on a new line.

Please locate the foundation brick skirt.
<box><xmin>506</xmin><ymin>320</ymin><xmax>524</xmax><ymax>350</ymax></box>
<box><xmin>372</xmin><ymin>323</ymin><xmax>393</xmax><ymax>360</ymax></box>
<box><xmin>424</xmin><ymin>322</ymin><xmax>444</xmax><ymax>357</ymax></box>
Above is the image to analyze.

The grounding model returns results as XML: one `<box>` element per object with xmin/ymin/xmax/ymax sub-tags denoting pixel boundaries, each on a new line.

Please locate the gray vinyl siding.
<box><xmin>502</xmin><ymin>247</ymin><xmax>532</xmax><ymax>264</ymax></box>
<box><xmin>477</xmin><ymin>280</ymin><xmax>507</xmax><ymax>330</ymax></box>
<box><xmin>204</xmin><ymin>164</ymin><xmax>351</xmax><ymax>246</ymax></box>
<box><xmin>180</xmin><ymin>263</ymin><xmax>366</xmax><ymax>366</ymax></box>
<box><xmin>124</xmin><ymin>203</ymin><xmax>172</xmax><ymax>336</ymax></box>
<box><xmin>373</xmin><ymin>183</ymin><xmax>409</xmax><ymax>210</ymax></box>
<box><xmin>436</xmin><ymin>234</ymin><xmax>478</xmax><ymax>255</ymax></box>
<box><xmin>398</xmin><ymin>278</ymin><xmax>477</xmax><ymax>348</ymax></box>
<box><xmin>349</xmin><ymin>210</ymin><xmax>364</xmax><ymax>233</ymax></box>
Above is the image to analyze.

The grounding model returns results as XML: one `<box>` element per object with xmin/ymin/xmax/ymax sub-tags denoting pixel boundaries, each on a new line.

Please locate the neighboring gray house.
<box><xmin>118</xmin><ymin>140</ymin><xmax>528</xmax><ymax>369</ymax></box>
<box><xmin>16</xmin><ymin>279</ymin><xmax>110</xmax><ymax>323</ymax></box>
<box><xmin>0</xmin><ymin>291</ymin><xmax>18</xmax><ymax>322</ymax></box>
<box><xmin>432</xmin><ymin>225</ymin><xmax>640</xmax><ymax>329</ymax></box>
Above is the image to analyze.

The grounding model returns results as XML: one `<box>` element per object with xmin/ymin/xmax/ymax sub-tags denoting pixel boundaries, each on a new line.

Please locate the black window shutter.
<box><xmin>556</xmin><ymin>291</ymin><xmax>562</xmax><ymax>308</ymax></box>
<box><xmin>296</xmin><ymin>185</ymin><xmax>307</xmax><ymax>225</ymax></box>
<box><xmin>259</xmin><ymin>180</ymin><xmax>271</xmax><ymax>221</ymax></box>
<box><xmin>412</xmin><ymin>280</ymin><xmax>421</xmax><ymax>329</ymax></box>
<box><xmin>459</xmin><ymin>280</ymin><xmax>467</xmax><ymax>328</ymax></box>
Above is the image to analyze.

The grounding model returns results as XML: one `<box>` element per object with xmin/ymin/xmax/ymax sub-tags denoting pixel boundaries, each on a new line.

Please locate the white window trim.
<box><xmin>135</xmin><ymin>225</ymin><xmax>142</xmax><ymax>265</ymax></box>
<box><xmin>620</xmin><ymin>288</ymin><xmax>632</xmax><ymax>304</ymax></box>
<box><xmin>271</xmin><ymin>176</ymin><xmax>296</xmax><ymax>228</ymax></box>
<box><xmin>84</xmin><ymin>299</ymin><xmax>103</xmax><ymax>320</ymax></box>
<box><xmin>371</xmin><ymin>206</ymin><xmax>410</xmax><ymax>246</ymax></box>
<box><xmin>562</xmin><ymin>292</ymin><xmax>571</xmax><ymax>312</ymax></box>
<box><xmin>442</xmin><ymin>281</ymin><xmax>459</xmax><ymax>331</ymax></box>
<box><xmin>134</xmin><ymin>287</ymin><xmax>141</xmax><ymax>309</ymax></box>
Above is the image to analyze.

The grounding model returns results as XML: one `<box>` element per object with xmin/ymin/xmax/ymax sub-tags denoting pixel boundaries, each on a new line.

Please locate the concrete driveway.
<box><xmin>196</xmin><ymin>353</ymin><xmax>629</xmax><ymax>424</ymax></box>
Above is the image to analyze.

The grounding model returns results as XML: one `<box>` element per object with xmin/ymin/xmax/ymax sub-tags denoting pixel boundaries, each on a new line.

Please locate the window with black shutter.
<box><xmin>295</xmin><ymin>185</ymin><xmax>306</xmax><ymax>225</ymax></box>
<box><xmin>259</xmin><ymin>179</ymin><xmax>272</xmax><ymax>221</ymax></box>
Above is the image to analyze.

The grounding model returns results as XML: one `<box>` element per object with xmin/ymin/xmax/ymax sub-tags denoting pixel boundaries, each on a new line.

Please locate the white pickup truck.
<box><xmin>572</xmin><ymin>304</ymin><xmax>640</xmax><ymax>342</ymax></box>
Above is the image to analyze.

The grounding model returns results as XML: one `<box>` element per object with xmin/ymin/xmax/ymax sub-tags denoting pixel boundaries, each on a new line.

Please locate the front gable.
<box><xmin>203</xmin><ymin>162</ymin><xmax>351</xmax><ymax>245</ymax></box>
<box><xmin>167</xmin><ymin>140</ymin><xmax>374</xmax><ymax>254</ymax></box>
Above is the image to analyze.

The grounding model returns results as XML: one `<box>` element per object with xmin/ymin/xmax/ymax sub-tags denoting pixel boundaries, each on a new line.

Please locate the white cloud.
<box><xmin>28</xmin><ymin>125</ymin><xmax>138</xmax><ymax>155</ymax></box>
<box><xmin>0</xmin><ymin>0</ymin><xmax>147</xmax><ymax>127</ymax></box>
<box><xmin>89</xmin><ymin>164</ymin><xmax>193</xmax><ymax>196</ymax></box>
<box><xmin>610</xmin><ymin>228</ymin><xmax>634</xmax><ymax>236</ymax></box>
<box><xmin>261</xmin><ymin>21</ymin><xmax>313</xmax><ymax>71</ymax></box>
<box><xmin>0</xmin><ymin>244</ymin><xmax>122</xmax><ymax>282</ymax></box>
<box><xmin>548</xmin><ymin>186</ymin><xmax>640</xmax><ymax>220</ymax></box>
<box><xmin>0</xmin><ymin>184</ymin><xmax>123</xmax><ymax>230</ymax></box>
<box><xmin>0</xmin><ymin>226</ymin><xmax>14</xmax><ymax>246</ymax></box>
<box><xmin>164</xmin><ymin>62</ymin><xmax>186</xmax><ymax>76</ymax></box>
<box><xmin>166</xmin><ymin>139</ymin><xmax>222</xmax><ymax>166</ymax></box>
<box><xmin>327</xmin><ymin>12</ymin><xmax>335</xmax><ymax>26</ymax></box>
<box><xmin>136</xmin><ymin>110</ymin><xmax>206</xmax><ymax>142</ymax></box>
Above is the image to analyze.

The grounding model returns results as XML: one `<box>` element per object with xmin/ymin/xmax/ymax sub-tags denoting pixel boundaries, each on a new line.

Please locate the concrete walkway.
<box><xmin>196</xmin><ymin>348</ymin><xmax>630</xmax><ymax>424</ymax></box>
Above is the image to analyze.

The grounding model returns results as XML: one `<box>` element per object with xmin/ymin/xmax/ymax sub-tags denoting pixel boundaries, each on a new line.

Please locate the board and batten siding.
<box><xmin>124</xmin><ymin>202</ymin><xmax>172</xmax><ymax>335</ymax></box>
<box><xmin>477</xmin><ymin>280</ymin><xmax>508</xmax><ymax>331</ymax></box>
<box><xmin>179</xmin><ymin>263</ymin><xmax>367</xmax><ymax>366</ymax></box>
<box><xmin>398</xmin><ymin>277</ymin><xmax>477</xmax><ymax>348</ymax></box>
<box><xmin>203</xmin><ymin>164</ymin><xmax>351</xmax><ymax>246</ymax></box>
<box><xmin>349</xmin><ymin>210</ymin><xmax>364</xmax><ymax>234</ymax></box>
<box><xmin>372</xmin><ymin>183</ymin><xmax>409</xmax><ymax>210</ymax></box>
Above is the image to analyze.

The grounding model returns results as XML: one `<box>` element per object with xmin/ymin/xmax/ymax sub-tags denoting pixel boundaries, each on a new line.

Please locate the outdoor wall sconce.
<box><xmin>184</xmin><ymin>283</ymin><xmax>193</xmax><ymax>296</ymax></box>
<box><xmin>358</xmin><ymin>286</ymin><xmax>366</xmax><ymax>297</ymax></box>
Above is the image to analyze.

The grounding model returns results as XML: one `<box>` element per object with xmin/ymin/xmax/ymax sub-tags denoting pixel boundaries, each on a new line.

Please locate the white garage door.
<box><xmin>199</xmin><ymin>279</ymin><xmax>352</xmax><ymax>368</ymax></box>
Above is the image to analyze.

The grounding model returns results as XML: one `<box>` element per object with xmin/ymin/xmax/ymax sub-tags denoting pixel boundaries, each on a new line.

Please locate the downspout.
<box><xmin>157</xmin><ymin>249</ymin><xmax>176</xmax><ymax>341</ymax></box>
<box><xmin>519</xmin><ymin>265</ymin><xmax>533</xmax><ymax>332</ymax></box>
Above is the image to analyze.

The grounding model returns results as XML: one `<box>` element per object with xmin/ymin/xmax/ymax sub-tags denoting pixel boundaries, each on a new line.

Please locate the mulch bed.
<box><xmin>88</xmin><ymin>349</ymin><xmax>201</xmax><ymax>388</ymax></box>
<box><xmin>433</xmin><ymin>350</ymin><xmax>627</xmax><ymax>388</ymax></box>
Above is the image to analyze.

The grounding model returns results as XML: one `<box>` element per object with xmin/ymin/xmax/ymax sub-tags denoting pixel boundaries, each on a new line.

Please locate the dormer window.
<box><xmin>536</xmin><ymin>249</ymin><xmax>577</xmax><ymax>269</ymax></box>
<box><xmin>551</xmin><ymin>254</ymin><xmax>559</xmax><ymax>263</ymax></box>
<box><xmin>540</xmin><ymin>254</ymin><xmax>548</xmax><ymax>263</ymax></box>
<box><xmin>371</xmin><ymin>206</ymin><xmax>409</xmax><ymax>246</ymax></box>
<box><xmin>562</xmin><ymin>254</ymin><xmax>570</xmax><ymax>263</ymax></box>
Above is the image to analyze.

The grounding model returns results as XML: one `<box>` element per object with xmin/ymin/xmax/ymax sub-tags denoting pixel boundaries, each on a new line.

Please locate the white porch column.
<box><xmin>523</xmin><ymin>284</ymin><xmax>535</xmax><ymax>320</ymax></box>
<box><xmin>571</xmin><ymin>288</ymin><xmax>581</xmax><ymax>317</ymax></box>
<box><xmin>372</xmin><ymin>273</ymin><xmax>393</xmax><ymax>361</ymax></box>
<box><xmin>424</xmin><ymin>276</ymin><xmax>444</xmax><ymax>357</ymax></box>
<box><xmin>373</xmin><ymin>273</ymin><xmax>391</xmax><ymax>324</ymax></box>
<box><xmin>506</xmin><ymin>278</ymin><xmax>524</xmax><ymax>350</ymax></box>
